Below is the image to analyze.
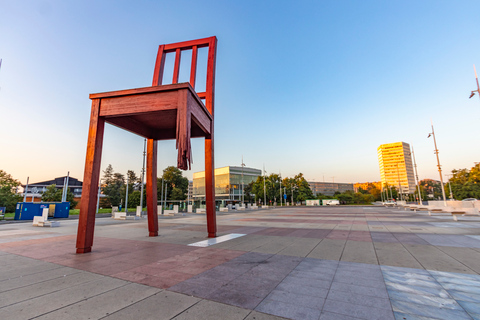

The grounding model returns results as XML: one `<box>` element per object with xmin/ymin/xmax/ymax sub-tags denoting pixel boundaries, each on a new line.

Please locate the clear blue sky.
<box><xmin>1</xmin><ymin>0</ymin><xmax>479</xmax><ymax>185</ymax></box>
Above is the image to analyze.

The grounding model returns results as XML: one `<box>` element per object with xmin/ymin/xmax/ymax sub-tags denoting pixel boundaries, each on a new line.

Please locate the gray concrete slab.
<box><xmin>436</xmin><ymin>246</ymin><xmax>480</xmax><ymax>274</ymax></box>
<box><xmin>103</xmin><ymin>290</ymin><xmax>199</xmax><ymax>320</ymax></box>
<box><xmin>252</xmin><ymin>237</ymin><xmax>296</xmax><ymax>254</ymax></box>
<box><xmin>0</xmin><ymin>277</ymin><xmax>129</xmax><ymax>320</ymax></box>
<box><xmin>172</xmin><ymin>299</ymin><xmax>250</xmax><ymax>320</ymax></box>
<box><xmin>0</xmin><ymin>264</ymin><xmax>80</xmax><ymax>293</ymax></box>
<box><xmin>307</xmin><ymin>239</ymin><xmax>346</xmax><ymax>260</ymax></box>
<box><xmin>0</xmin><ymin>270</ymin><xmax>102</xmax><ymax>308</ymax></box>
<box><xmin>403</xmin><ymin>244</ymin><xmax>476</xmax><ymax>274</ymax></box>
<box><xmin>243</xmin><ymin>310</ymin><xmax>290</xmax><ymax>320</ymax></box>
<box><xmin>35</xmin><ymin>283</ymin><xmax>160</xmax><ymax>320</ymax></box>
<box><xmin>277</xmin><ymin>238</ymin><xmax>321</xmax><ymax>257</ymax></box>
<box><xmin>373</xmin><ymin>242</ymin><xmax>423</xmax><ymax>269</ymax></box>
<box><xmin>340</xmin><ymin>240</ymin><xmax>378</xmax><ymax>264</ymax></box>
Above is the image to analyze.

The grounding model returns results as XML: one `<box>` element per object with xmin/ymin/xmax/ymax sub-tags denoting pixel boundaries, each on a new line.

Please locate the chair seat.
<box><xmin>90</xmin><ymin>82</ymin><xmax>212</xmax><ymax>140</ymax></box>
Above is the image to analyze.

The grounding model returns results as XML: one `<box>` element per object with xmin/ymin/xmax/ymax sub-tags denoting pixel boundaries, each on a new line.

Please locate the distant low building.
<box><xmin>193</xmin><ymin>166</ymin><xmax>261</xmax><ymax>201</ymax></box>
<box><xmin>354</xmin><ymin>181</ymin><xmax>382</xmax><ymax>192</ymax></box>
<box><xmin>308</xmin><ymin>181</ymin><xmax>354</xmax><ymax>196</ymax></box>
<box><xmin>21</xmin><ymin>176</ymin><xmax>82</xmax><ymax>206</ymax></box>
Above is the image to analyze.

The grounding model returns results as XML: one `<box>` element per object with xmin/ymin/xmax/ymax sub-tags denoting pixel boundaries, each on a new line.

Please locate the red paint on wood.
<box><xmin>76</xmin><ymin>99</ymin><xmax>105</xmax><ymax>253</ymax></box>
<box><xmin>176</xmin><ymin>89</ymin><xmax>192</xmax><ymax>170</ymax></box>
<box><xmin>190</xmin><ymin>45</ymin><xmax>198</xmax><ymax>88</ymax></box>
<box><xmin>172</xmin><ymin>48</ymin><xmax>181</xmax><ymax>84</ymax></box>
<box><xmin>76</xmin><ymin>37</ymin><xmax>218</xmax><ymax>253</ymax></box>
<box><xmin>146</xmin><ymin>139</ymin><xmax>158</xmax><ymax>236</ymax></box>
<box><xmin>152</xmin><ymin>45</ymin><xmax>166</xmax><ymax>86</ymax></box>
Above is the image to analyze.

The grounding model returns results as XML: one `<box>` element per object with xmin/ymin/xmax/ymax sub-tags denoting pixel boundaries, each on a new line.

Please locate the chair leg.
<box><xmin>205</xmin><ymin>136</ymin><xmax>216</xmax><ymax>238</ymax></box>
<box><xmin>76</xmin><ymin>99</ymin><xmax>105</xmax><ymax>254</ymax></box>
<box><xmin>146</xmin><ymin>139</ymin><xmax>159</xmax><ymax>237</ymax></box>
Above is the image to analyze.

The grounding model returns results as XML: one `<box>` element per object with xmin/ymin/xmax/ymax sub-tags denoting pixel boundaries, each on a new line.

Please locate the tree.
<box><xmin>42</xmin><ymin>184</ymin><xmax>62</xmax><ymax>202</ymax></box>
<box><xmin>244</xmin><ymin>182</ymin><xmax>254</xmax><ymax>202</ymax></box>
<box><xmin>0</xmin><ymin>170</ymin><xmax>22</xmax><ymax>212</ymax></box>
<box><xmin>250</xmin><ymin>172</ymin><xmax>313</xmax><ymax>205</ymax></box>
<box><xmin>103</xmin><ymin>164</ymin><xmax>115</xmax><ymax>184</ymax></box>
<box><xmin>251</xmin><ymin>173</ymin><xmax>281</xmax><ymax>205</ymax></box>
<box><xmin>337</xmin><ymin>191</ymin><xmax>353</xmax><ymax>204</ymax></box>
<box><xmin>102</xmin><ymin>165</ymin><xmax>125</xmax><ymax>206</ymax></box>
<box><xmin>419</xmin><ymin>179</ymin><xmax>443</xmax><ymax>200</ymax></box>
<box><xmin>126</xmin><ymin>170</ymin><xmax>139</xmax><ymax>184</ymax></box>
<box><xmin>128</xmin><ymin>190</ymin><xmax>142</xmax><ymax>208</ymax></box>
<box><xmin>448</xmin><ymin>164</ymin><xmax>480</xmax><ymax>200</ymax></box>
<box><xmin>158</xmin><ymin>166</ymin><xmax>189</xmax><ymax>201</ymax></box>
<box><xmin>41</xmin><ymin>184</ymin><xmax>78</xmax><ymax>208</ymax></box>
<box><xmin>292</xmin><ymin>173</ymin><xmax>313</xmax><ymax>205</ymax></box>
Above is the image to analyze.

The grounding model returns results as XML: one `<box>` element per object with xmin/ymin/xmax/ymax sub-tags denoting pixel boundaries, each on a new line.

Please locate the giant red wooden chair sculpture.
<box><xmin>76</xmin><ymin>37</ymin><xmax>217</xmax><ymax>253</ymax></box>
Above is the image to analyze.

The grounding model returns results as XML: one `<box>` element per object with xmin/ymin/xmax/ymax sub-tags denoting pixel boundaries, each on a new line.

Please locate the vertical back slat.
<box><xmin>190</xmin><ymin>45</ymin><xmax>198</xmax><ymax>89</ymax></box>
<box><xmin>172</xmin><ymin>48</ymin><xmax>182</xmax><ymax>84</ymax></box>
<box><xmin>205</xmin><ymin>37</ymin><xmax>217</xmax><ymax>116</ymax></box>
<box><xmin>152</xmin><ymin>45</ymin><xmax>166</xmax><ymax>86</ymax></box>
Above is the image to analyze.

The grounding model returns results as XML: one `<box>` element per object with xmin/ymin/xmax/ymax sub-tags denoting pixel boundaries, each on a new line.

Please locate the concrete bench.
<box><xmin>33</xmin><ymin>208</ymin><xmax>60</xmax><ymax>227</ymax></box>
<box><xmin>113</xmin><ymin>212</ymin><xmax>127</xmax><ymax>220</ymax></box>
<box><xmin>196</xmin><ymin>208</ymin><xmax>206</xmax><ymax>213</ymax></box>
<box><xmin>450</xmin><ymin>208</ymin><xmax>479</xmax><ymax>221</ymax></box>
<box><xmin>451</xmin><ymin>211</ymin><xmax>466</xmax><ymax>221</ymax></box>
<box><xmin>219</xmin><ymin>207</ymin><xmax>229</xmax><ymax>212</ymax></box>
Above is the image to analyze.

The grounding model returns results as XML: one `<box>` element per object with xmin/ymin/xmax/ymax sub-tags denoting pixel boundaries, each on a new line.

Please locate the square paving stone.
<box><xmin>255</xmin><ymin>299</ymin><xmax>322</xmax><ymax>320</ymax></box>
<box><xmin>322</xmin><ymin>298</ymin><xmax>394</xmax><ymax>320</ymax></box>
<box><xmin>390</xmin><ymin>299</ymin><xmax>472</xmax><ymax>320</ymax></box>
<box><xmin>172</xmin><ymin>299</ymin><xmax>250</xmax><ymax>320</ymax></box>
<box><xmin>330</xmin><ymin>282</ymin><xmax>389</xmax><ymax>299</ymax></box>
<box><xmin>103</xmin><ymin>291</ymin><xmax>199</xmax><ymax>320</ymax></box>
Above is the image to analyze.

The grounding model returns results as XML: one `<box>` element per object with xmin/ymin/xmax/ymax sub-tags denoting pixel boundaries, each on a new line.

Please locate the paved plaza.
<box><xmin>2</xmin><ymin>206</ymin><xmax>480</xmax><ymax>319</ymax></box>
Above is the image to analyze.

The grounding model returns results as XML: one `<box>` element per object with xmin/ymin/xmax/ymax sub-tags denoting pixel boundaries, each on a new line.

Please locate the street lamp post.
<box><xmin>241</xmin><ymin>156</ymin><xmax>245</xmax><ymax>204</ymax></box>
<box><xmin>263</xmin><ymin>165</ymin><xmax>267</xmax><ymax>206</ymax></box>
<box><xmin>396</xmin><ymin>163</ymin><xmax>403</xmax><ymax>202</ymax></box>
<box><xmin>139</xmin><ymin>139</ymin><xmax>146</xmax><ymax>210</ymax></box>
<box><xmin>428</xmin><ymin>121</ymin><xmax>447</xmax><ymax>206</ymax></box>
<box><xmin>469</xmin><ymin>64</ymin><xmax>480</xmax><ymax>100</ymax></box>
<box><xmin>125</xmin><ymin>175</ymin><xmax>129</xmax><ymax>213</ymax></box>
<box><xmin>291</xmin><ymin>185</ymin><xmax>296</xmax><ymax>206</ymax></box>
<box><xmin>446</xmin><ymin>174</ymin><xmax>454</xmax><ymax>200</ymax></box>
<box><xmin>411</xmin><ymin>146</ymin><xmax>423</xmax><ymax>205</ymax></box>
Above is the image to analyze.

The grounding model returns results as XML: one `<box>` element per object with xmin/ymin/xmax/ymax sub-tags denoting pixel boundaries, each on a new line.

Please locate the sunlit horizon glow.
<box><xmin>1</xmin><ymin>1</ymin><xmax>479</xmax><ymax>186</ymax></box>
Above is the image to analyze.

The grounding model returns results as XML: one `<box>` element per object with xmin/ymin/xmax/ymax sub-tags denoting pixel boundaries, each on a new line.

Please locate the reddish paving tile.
<box><xmin>326</xmin><ymin>230</ymin><xmax>350</xmax><ymax>240</ymax></box>
<box><xmin>347</xmin><ymin>231</ymin><xmax>372</xmax><ymax>242</ymax></box>
<box><xmin>137</xmin><ymin>274</ymin><xmax>180</xmax><ymax>289</ymax></box>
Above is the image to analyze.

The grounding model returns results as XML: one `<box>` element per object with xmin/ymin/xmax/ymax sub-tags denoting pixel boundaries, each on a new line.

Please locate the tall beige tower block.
<box><xmin>377</xmin><ymin>142</ymin><xmax>416</xmax><ymax>194</ymax></box>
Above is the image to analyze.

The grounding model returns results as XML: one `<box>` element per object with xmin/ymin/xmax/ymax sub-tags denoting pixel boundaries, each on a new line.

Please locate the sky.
<box><xmin>1</xmin><ymin>0</ymin><xmax>480</xmax><ymax>186</ymax></box>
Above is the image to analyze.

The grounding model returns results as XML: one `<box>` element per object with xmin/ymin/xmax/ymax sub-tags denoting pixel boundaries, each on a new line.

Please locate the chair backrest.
<box><xmin>152</xmin><ymin>36</ymin><xmax>217</xmax><ymax>117</ymax></box>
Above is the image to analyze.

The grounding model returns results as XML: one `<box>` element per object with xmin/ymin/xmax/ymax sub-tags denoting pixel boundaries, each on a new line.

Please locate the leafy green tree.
<box><xmin>158</xmin><ymin>166</ymin><xmax>188</xmax><ymax>200</ymax></box>
<box><xmin>244</xmin><ymin>182</ymin><xmax>254</xmax><ymax>202</ymax></box>
<box><xmin>315</xmin><ymin>193</ymin><xmax>329</xmax><ymax>200</ymax></box>
<box><xmin>448</xmin><ymin>164</ymin><xmax>480</xmax><ymax>200</ymax></box>
<box><xmin>337</xmin><ymin>191</ymin><xmax>353</xmax><ymax>204</ymax></box>
<box><xmin>292</xmin><ymin>173</ymin><xmax>314</xmax><ymax>204</ymax></box>
<box><xmin>251</xmin><ymin>173</ymin><xmax>281</xmax><ymax>205</ymax></box>
<box><xmin>102</xmin><ymin>165</ymin><xmax>125</xmax><ymax>206</ymax></box>
<box><xmin>126</xmin><ymin>170</ymin><xmax>139</xmax><ymax>184</ymax></box>
<box><xmin>0</xmin><ymin>170</ymin><xmax>22</xmax><ymax>212</ymax></box>
<box><xmin>41</xmin><ymin>184</ymin><xmax>62</xmax><ymax>201</ymax></box>
<box><xmin>127</xmin><ymin>190</ymin><xmax>141</xmax><ymax>208</ymax></box>
<box><xmin>419</xmin><ymin>179</ymin><xmax>443</xmax><ymax>200</ymax></box>
<box><xmin>41</xmin><ymin>184</ymin><xmax>78</xmax><ymax>208</ymax></box>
